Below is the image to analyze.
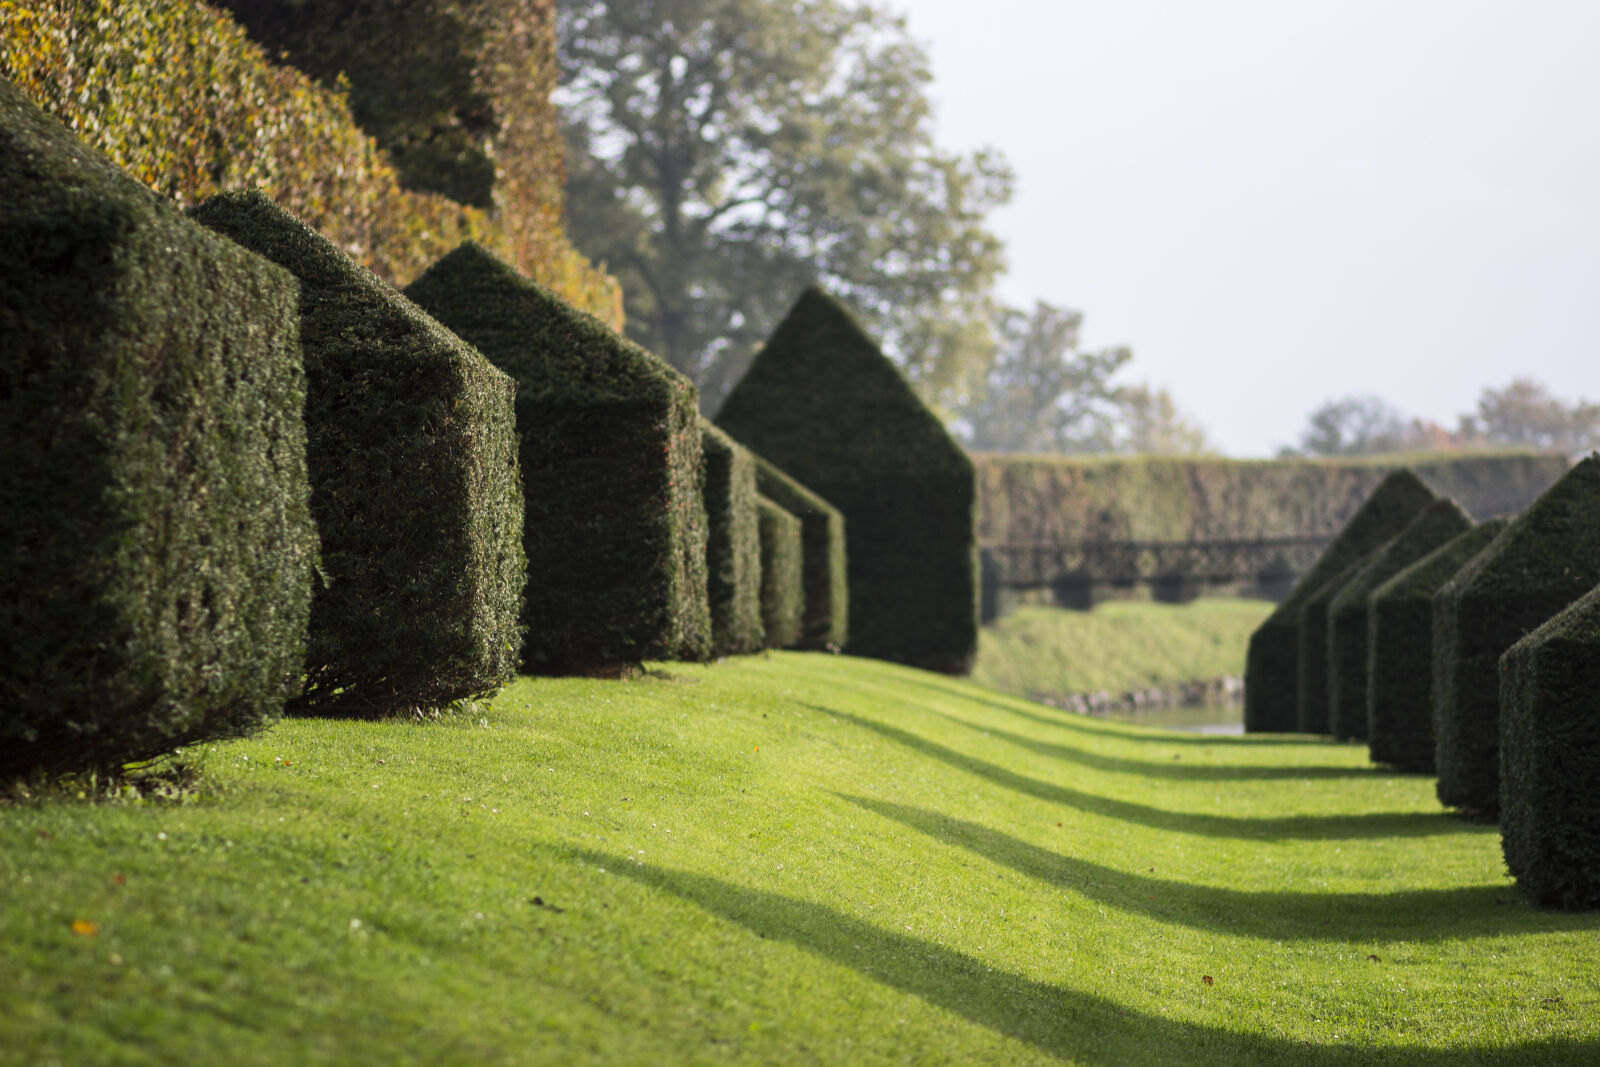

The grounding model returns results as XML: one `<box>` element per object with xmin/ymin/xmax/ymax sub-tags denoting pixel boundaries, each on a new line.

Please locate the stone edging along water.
<box><xmin>1029</xmin><ymin>675</ymin><xmax>1244</xmax><ymax>716</ymax></box>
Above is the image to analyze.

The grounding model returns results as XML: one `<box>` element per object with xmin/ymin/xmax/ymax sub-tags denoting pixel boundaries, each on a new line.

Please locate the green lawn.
<box><xmin>974</xmin><ymin>597</ymin><xmax>1274</xmax><ymax>699</ymax></box>
<box><xmin>3</xmin><ymin>652</ymin><xmax>1596</xmax><ymax>1065</ymax></box>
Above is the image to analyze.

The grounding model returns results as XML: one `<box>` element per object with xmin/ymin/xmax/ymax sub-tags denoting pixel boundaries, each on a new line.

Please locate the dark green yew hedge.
<box><xmin>1</xmin><ymin>79</ymin><xmax>315</xmax><ymax>776</ymax></box>
<box><xmin>190</xmin><ymin>193</ymin><xmax>523</xmax><ymax>716</ymax></box>
<box><xmin>1245</xmin><ymin>469</ymin><xmax>1436</xmax><ymax>732</ymax></box>
<box><xmin>1433</xmin><ymin>456</ymin><xmax>1600</xmax><ymax>816</ymax></box>
<box><xmin>750</xmin><ymin>454</ymin><xmax>848</xmax><ymax>651</ymax></box>
<box><xmin>718</xmin><ymin>286</ymin><xmax>977</xmax><ymax>673</ymax></box>
<box><xmin>1498</xmin><ymin>581</ymin><xmax>1600</xmax><ymax>909</ymax></box>
<box><xmin>756</xmin><ymin>495</ymin><xmax>804</xmax><ymax>649</ymax></box>
<box><xmin>700</xmin><ymin>420</ymin><xmax>763</xmax><ymax>657</ymax></box>
<box><xmin>1296</xmin><ymin>554</ymin><xmax>1376</xmax><ymax>735</ymax></box>
<box><xmin>1326</xmin><ymin>498</ymin><xmax>1472</xmax><ymax>741</ymax></box>
<box><xmin>1366</xmin><ymin>520</ymin><xmax>1506</xmax><ymax>772</ymax></box>
<box><xmin>403</xmin><ymin>241</ymin><xmax>710</xmax><ymax>672</ymax></box>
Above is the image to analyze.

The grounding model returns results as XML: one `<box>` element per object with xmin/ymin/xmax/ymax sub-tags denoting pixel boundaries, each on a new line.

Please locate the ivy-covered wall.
<box><xmin>0</xmin><ymin>0</ymin><xmax>620</xmax><ymax>324</ymax></box>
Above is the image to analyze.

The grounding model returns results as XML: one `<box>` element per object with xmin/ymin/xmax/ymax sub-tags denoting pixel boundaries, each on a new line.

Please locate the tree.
<box><xmin>955</xmin><ymin>301</ymin><xmax>1131</xmax><ymax>453</ymax></box>
<box><xmin>1291</xmin><ymin>394</ymin><xmax>1413</xmax><ymax>456</ymax></box>
<box><xmin>1113</xmin><ymin>382</ymin><xmax>1213</xmax><ymax>455</ymax></box>
<box><xmin>1462</xmin><ymin>378</ymin><xmax>1600</xmax><ymax>453</ymax></box>
<box><xmin>557</xmin><ymin>0</ymin><xmax>1012</xmax><ymax>408</ymax></box>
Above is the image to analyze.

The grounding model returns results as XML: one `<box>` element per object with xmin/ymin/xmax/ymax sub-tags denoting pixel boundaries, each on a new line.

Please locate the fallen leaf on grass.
<box><xmin>531</xmin><ymin>896</ymin><xmax>566</xmax><ymax>913</ymax></box>
<box><xmin>1202</xmin><ymin>975</ymin><xmax>1214</xmax><ymax>986</ymax></box>
<box><xmin>109</xmin><ymin>874</ymin><xmax>126</xmax><ymax>886</ymax></box>
<box><xmin>71</xmin><ymin>920</ymin><xmax>98</xmax><ymax>937</ymax></box>
<box><xmin>1368</xmin><ymin>954</ymin><xmax>1381</xmax><ymax>963</ymax></box>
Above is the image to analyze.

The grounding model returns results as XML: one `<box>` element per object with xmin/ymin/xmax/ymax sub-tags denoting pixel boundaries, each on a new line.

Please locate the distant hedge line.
<box><xmin>0</xmin><ymin>0</ymin><xmax>620</xmax><ymax>323</ymax></box>
<box><xmin>974</xmin><ymin>451</ymin><xmax>1569</xmax><ymax>548</ymax></box>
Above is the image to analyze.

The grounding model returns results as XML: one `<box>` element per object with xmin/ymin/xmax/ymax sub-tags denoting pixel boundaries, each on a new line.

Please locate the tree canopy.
<box><xmin>557</xmin><ymin>0</ymin><xmax>1012</xmax><ymax>408</ymax></box>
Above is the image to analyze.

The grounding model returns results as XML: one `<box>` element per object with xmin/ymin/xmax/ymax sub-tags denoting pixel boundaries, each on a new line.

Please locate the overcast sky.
<box><xmin>888</xmin><ymin>0</ymin><xmax>1600</xmax><ymax>456</ymax></box>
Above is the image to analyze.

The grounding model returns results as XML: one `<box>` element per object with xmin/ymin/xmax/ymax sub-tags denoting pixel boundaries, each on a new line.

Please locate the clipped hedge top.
<box><xmin>1506</xmin><ymin>580</ymin><xmax>1600</xmax><ymax>655</ymax></box>
<box><xmin>1441</xmin><ymin>455</ymin><xmax>1600</xmax><ymax>603</ymax></box>
<box><xmin>1371</xmin><ymin>519</ymin><xmax>1509</xmax><ymax>606</ymax></box>
<box><xmin>404</xmin><ymin>241</ymin><xmax>687</xmax><ymax>407</ymax></box>
<box><xmin>717</xmin><ymin>285</ymin><xmax>972</xmax><ymax>488</ymax></box>
<box><xmin>1329</xmin><ymin>498</ymin><xmax>1473</xmax><ymax>618</ymax></box>
<box><xmin>1266</xmin><ymin>469</ymin><xmax>1437</xmax><ymax>623</ymax></box>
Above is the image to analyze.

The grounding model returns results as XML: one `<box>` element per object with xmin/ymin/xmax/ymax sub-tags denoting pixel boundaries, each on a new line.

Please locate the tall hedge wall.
<box><xmin>0</xmin><ymin>0</ymin><xmax>620</xmax><ymax>322</ymax></box>
<box><xmin>1432</xmin><ymin>456</ymin><xmax>1600</xmax><ymax>816</ymax></box>
<box><xmin>700</xmin><ymin>420</ymin><xmax>764</xmax><ymax>657</ymax></box>
<box><xmin>718</xmin><ymin>287</ymin><xmax>978</xmax><ymax>674</ymax></box>
<box><xmin>1326</xmin><ymin>498</ymin><xmax>1472</xmax><ymax>741</ymax></box>
<box><xmin>750</xmin><ymin>455</ymin><xmax>849</xmax><ymax>652</ymax></box>
<box><xmin>404</xmin><ymin>241</ymin><xmax>710</xmax><ymax>672</ymax></box>
<box><xmin>1245</xmin><ymin>470</ymin><xmax>1437</xmax><ymax>732</ymax></box>
<box><xmin>1</xmin><ymin>79</ymin><xmax>316</xmax><ymax>776</ymax></box>
<box><xmin>190</xmin><ymin>193</ymin><xmax>523</xmax><ymax>716</ymax></box>
<box><xmin>974</xmin><ymin>450</ymin><xmax>1566</xmax><ymax>548</ymax></box>
<box><xmin>756</xmin><ymin>496</ymin><xmax>804</xmax><ymax>649</ymax></box>
<box><xmin>1366</xmin><ymin>520</ymin><xmax>1506</xmax><ymax>772</ymax></box>
<box><xmin>1498</xmin><ymin>581</ymin><xmax>1600</xmax><ymax>909</ymax></box>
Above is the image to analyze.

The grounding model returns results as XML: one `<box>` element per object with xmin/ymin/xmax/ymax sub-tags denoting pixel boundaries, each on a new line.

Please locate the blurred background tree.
<box><xmin>556</xmin><ymin>0</ymin><xmax>1012</xmax><ymax>410</ymax></box>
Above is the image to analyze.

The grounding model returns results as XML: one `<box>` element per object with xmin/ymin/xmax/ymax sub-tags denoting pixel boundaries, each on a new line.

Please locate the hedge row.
<box><xmin>190</xmin><ymin>193</ymin><xmax>525</xmax><ymax>716</ymax></box>
<box><xmin>1498</xmin><ymin>581</ymin><xmax>1600</xmax><ymax>909</ymax></box>
<box><xmin>719</xmin><ymin>287</ymin><xmax>978</xmax><ymax>674</ymax></box>
<box><xmin>1326</xmin><ymin>498</ymin><xmax>1472</xmax><ymax>740</ymax></box>
<box><xmin>699</xmin><ymin>420</ymin><xmax>764</xmax><ymax>657</ymax></box>
<box><xmin>756</xmin><ymin>495</ymin><xmax>805</xmax><ymax>649</ymax></box>
<box><xmin>1366</xmin><ymin>520</ymin><xmax>1506</xmax><ymax>772</ymax></box>
<box><xmin>1245</xmin><ymin>470</ymin><xmax>1437</xmax><ymax>732</ymax></box>
<box><xmin>750</xmin><ymin>455</ymin><xmax>850</xmax><ymax>651</ymax></box>
<box><xmin>1</xmin><ymin>78</ymin><xmax>316</xmax><ymax>775</ymax></box>
<box><xmin>1432</xmin><ymin>456</ymin><xmax>1600</xmax><ymax>816</ymax></box>
<box><xmin>0</xmin><ymin>0</ymin><xmax>620</xmax><ymax>321</ymax></box>
<box><xmin>403</xmin><ymin>241</ymin><xmax>709</xmax><ymax>673</ymax></box>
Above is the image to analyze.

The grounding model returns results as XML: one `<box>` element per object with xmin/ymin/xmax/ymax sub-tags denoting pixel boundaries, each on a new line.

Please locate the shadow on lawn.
<box><xmin>809</xmin><ymin>707</ymin><xmax>1479</xmax><ymax>843</ymax></box>
<box><xmin>841</xmin><ymin>796</ymin><xmax>1599</xmax><ymax>943</ymax></box>
<box><xmin>569</xmin><ymin>846</ymin><xmax>1598</xmax><ymax>1067</ymax></box>
<box><xmin>856</xmin><ymin>670</ymin><xmax>1297</xmax><ymax>747</ymax></box>
<box><xmin>926</xmin><ymin>711</ymin><xmax>1388</xmax><ymax>782</ymax></box>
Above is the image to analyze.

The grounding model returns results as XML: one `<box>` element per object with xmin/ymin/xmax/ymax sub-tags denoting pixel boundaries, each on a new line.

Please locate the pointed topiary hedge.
<box><xmin>1296</xmin><ymin>553</ymin><xmax>1382</xmax><ymax>735</ymax></box>
<box><xmin>756</xmin><ymin>495</ymin><xmax>804</xmax><ymax>649</ymax></box>
<box><xmin>750</xmin><ymin>454</ymin><xmax>848</xmax><ymax>651</ymax></box>
<box><xmin>1366</xmin><ymin>520</ymin><xmax>1506</xmax><ymax>772</ymax></box>
<box><xmin>1498</xmin><ymin>580</ymin><xmax>1600</xmax><ymax>909</ymax></box>
<box><xmin>402</xmin><ymin>241</ymin><xmax>710</xmax><ymax>672</ymax></box>
<box><xmin>1433</xmin><ymin>455</ymin><xmax>1600</xmax><ymax>815</ymax></box>
<box><xmin>717</xmin><ymin>286</ymin><xmax>978</xmax><ymax>673</ymax></box>
<box><xmin>189</xmin><ymin>193</ymin><xmax>523</xmax><ymax>716</ymax></box>
<box><xmin>1327</xmin><ymin>498</ymin><xmax>1473</xmax><ymax>741</ymax></box>
<box><xmin>1</xmin><ymin>79</ymin><xmax>315</xmax><ymax>776</ymax></box>
<box><xmin>1245</xmin><ymin>469</ymin><xmax>1437</xmax><ymax>732</ymax></box>
<box><xmin>700</xmin><ymin>419</ymin><xmax>763</xmax><ymax>657</ymax></box>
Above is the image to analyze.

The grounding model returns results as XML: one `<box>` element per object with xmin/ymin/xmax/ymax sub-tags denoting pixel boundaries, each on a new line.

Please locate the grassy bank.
<box><xmin>974</xmin><ymin>598</ymin><xmax>1275</xmax><ymax>699</ymax></box>
<box><xmin>3</xmin><ymin>652</ymin><xmax>1596</xmax><ymax>1065</ymax></box>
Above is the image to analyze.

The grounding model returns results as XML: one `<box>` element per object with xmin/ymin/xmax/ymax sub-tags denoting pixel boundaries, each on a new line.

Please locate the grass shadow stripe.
<box><xmin>840</xmin><ymin>796</ymin><xmax>1595</xmax><ymax>943</ymax></box>
<box><xmin>809</xmin><ymin>706</ymin><xmax>1479</xmax><ymax>842</ymax></box>
<box><xmin>563</xmin><ymin>846</ymin><xmax>1595</xmax><ymax>1067</ymax></box>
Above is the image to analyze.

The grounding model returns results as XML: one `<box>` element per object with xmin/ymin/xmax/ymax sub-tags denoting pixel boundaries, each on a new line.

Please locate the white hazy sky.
<box><xmin>888</xmin><ymin>0</ymin><xmax>1600</xmax><ymax>456</ymax></box>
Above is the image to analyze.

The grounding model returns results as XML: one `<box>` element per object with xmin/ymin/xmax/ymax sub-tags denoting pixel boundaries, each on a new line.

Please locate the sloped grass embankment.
<box><xmin>974</xmin><ymin>598</ymin><xmax>1273</xmax><ymax>700</ymax></box>
<box><xmin>2</xmin><ymin>653</ymin><xmax>1596</xmax><ymax>1065</ymax></box>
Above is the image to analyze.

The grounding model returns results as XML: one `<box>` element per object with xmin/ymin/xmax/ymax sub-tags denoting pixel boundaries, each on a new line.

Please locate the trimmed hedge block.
<box><xmin>1499</xmin><ymin>582</ymin><xmax>1600</xmax><ymax>909</ymax></box>
<box><xmin>402</xmin><ymin>241</ymin><xmax>710</xmax><ymax>672</ymax></box>
<box><xmin>1245</xmin><ymin>469</ymin><xmax>1436</xmax><ymax>732</ymax></box>
<box><xmin>189</xmin><ymin>194</ymin><xmax>523</xmax><ymax>715</ymax></box>
<box><xmin>1327</xmin><ymin>498</ymin><xmax>1473</xmax><ymax>740</ymax></box>
<box><xmin>700</xmin><ymin>419</ymin><xmax>763</xmax><ymax>657</ymax></box>
<box><xmin>1367</xmin><ymin>520</ymin><xmax>1507</xmax><ymax>771</ymax></box>
<box><xmin>718</xmin><ymin>286</ymin><xmax>978</xmax><ymax>673</ymax></box>
<box><xmin>751</xmin><ymin>454</ymin><xmax>849</xmax><ymax>650</ymax></box>
<box><xmin>1296</xmin><ymin>554</ymin><xmax>1378</xmax><ymax>735</ymax></box>
<box><xmin>756</xmin><ymin>495</ymin><xmax>804</xmax><ymax>649</ymax></box>
<box><xmin>1433</xmin><ymin>456</ymin><xmax>1600</xmax><ymax>815</ymax></box>
<box><xmin>1</xmin><ymin>79</ymin><xmax>315</xmax><ymax>776</ymax></box>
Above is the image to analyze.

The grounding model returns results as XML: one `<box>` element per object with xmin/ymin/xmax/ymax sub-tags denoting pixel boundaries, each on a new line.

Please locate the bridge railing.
<box><xmin>980</xmin><ymin>536</ymin><xmax>1333</xmax><ymax>590</ymax></box>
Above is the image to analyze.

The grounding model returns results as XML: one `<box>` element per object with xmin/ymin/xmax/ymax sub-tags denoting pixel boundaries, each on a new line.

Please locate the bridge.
<box><xmin>979</xmin><ymin>535</ymin><xmax>1333</xmax><ymax>617</ymax></box>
